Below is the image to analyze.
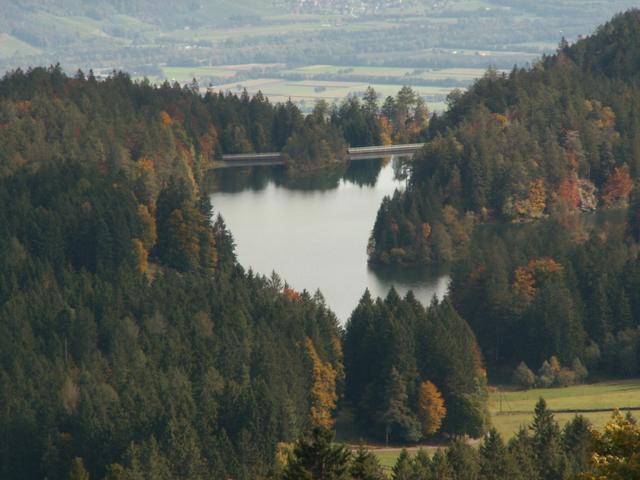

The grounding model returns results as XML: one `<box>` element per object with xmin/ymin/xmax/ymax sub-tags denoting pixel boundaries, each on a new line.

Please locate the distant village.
<box><xmin>282</xmin><ymin>0</ymin><xmax>420</xmax><ymax>15</ymax></box>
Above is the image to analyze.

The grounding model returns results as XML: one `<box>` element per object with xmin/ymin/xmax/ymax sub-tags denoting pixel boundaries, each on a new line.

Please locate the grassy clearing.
<box><xmin>360</xmin><ymin>379</ymin><xmax>640</xmax><ymax>470</ymax></box>
<box><xmin>490</xmin><ymin>379</ymin><xmax>640</xmax><ymax>439</ymax></box>
<box><xmin>490</xmin><ymin>379</ymin><xmax>640</xmax><ymax>412</ymax></box>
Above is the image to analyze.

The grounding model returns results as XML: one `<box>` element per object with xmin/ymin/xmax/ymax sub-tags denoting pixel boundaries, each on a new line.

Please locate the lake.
<box><xmin>209</xmin><ymin>158</ymin><xmax>449</xmax><ymax>323</ymax></box>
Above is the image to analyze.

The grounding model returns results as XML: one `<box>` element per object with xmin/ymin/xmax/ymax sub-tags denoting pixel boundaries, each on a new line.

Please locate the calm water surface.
<box><xmin>209</xmin><ymin>159</ymin><xmax>449</xmax><ymax>323</ymax></box>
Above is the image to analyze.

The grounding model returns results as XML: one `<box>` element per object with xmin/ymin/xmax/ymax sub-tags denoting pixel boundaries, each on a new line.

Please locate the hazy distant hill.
<box><xmin>0</xmin><ymin>1</ymin><xmax>637</xmax><ymax>88</ymax></box>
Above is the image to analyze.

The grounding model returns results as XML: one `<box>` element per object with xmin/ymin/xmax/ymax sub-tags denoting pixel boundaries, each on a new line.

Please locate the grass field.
<box><xmin>360</xmin><ymin>379</ymin><xmax>640</xmax><ymax>472</ymax></box>
<box><xmin>489</xmin><ymin>379</ymin><xmax>640</xmax><ymax>438</ymax></box>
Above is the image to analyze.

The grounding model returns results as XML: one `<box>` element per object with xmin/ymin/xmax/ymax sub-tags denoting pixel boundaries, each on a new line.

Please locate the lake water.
<box><xmin>209</xmin><ymin>159</ymin><xmax>449</xmax><ymax>323</ymax></box>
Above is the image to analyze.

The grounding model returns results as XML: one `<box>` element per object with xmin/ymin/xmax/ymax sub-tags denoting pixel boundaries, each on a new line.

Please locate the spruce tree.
<box><xmin>447</xmin><ymin>439</ymin><xmax>480</xmax><ymax>480</ymax></box>
<box><xmin>391</xmin><ymin>449</ymin><xmax>413</xmax><ymax>480</ymax></box>
<box><xmin>283</xmin><ymin>428</ymin><xmax>351</xmax><ymax>480</ymax></box>
<box><xmin>430</xmin><ymin>449</ymin><xmax>454</xmax><ymax>480</ymax></box>
<box><xmin>412</xmin><ymin>449</ymin><xmax>432</xmax><ymax>480</ymax></box>
<box><xmin>350</xmin><ymin>448</ymin><xmax>385</xmax><ymax>480</ymax></box>
<box><xmin>530</xmin><ymin>399</ymin><xmax>568</xmax><ymax>480</ymax></box>
<box><xmin>508</xmin><ymin>427</ymin><xmax>539</xmax><ymax>480</ymax></box>
<box><xmin>479</xmin><ymin>429</ymin><xmax>517</xmax><ymax>480</ymax></box>
<box><xmin>380</xmin><ymin>367</ymin><xmax>421</xmax><ymax>444</ymax></box>
<box><xmin>562</xmin><ymin>415</ymin><xmax>593</xmax><ymax>474</ymax></box>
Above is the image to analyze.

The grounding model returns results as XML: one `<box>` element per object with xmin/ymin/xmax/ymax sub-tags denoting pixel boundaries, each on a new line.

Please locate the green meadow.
<box><xmin>361</xmin><ymin>379</ymin><xmax>640</xmax><ymax>472</ymax></box>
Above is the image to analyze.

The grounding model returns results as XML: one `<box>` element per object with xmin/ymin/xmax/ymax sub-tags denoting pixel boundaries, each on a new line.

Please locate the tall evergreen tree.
<box><xmin>283</xmin><ymin>428</ymin><xmax>351</xmax><ymax>480</ymax></box>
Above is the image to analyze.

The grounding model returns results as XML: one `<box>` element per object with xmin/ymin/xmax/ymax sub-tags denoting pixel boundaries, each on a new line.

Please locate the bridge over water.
<box><xmin>217</xmin><ymin>143</ymin><xmax>425</xmax><ymax>168</ymax></box>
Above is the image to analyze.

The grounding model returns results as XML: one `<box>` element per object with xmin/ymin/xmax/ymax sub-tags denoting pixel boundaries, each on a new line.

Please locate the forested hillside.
<box><xmin>0</xmin><ymin>67</ymin><xmax>488</xmax><ymax>479</ymax></box>
<box><xmin>0</xmin><ymin>68</ymin><xmax>350</xmax><ymax>479</ymax></box>
<box><xmin>0</xmin><ymin>66</ymin><xmax>403</xmax><ymax>178</ymax></box>
<box><xmin>370</xmin><ymin>9</ymin><xmax>640</xmax><ymax>267</ymax></box>
<box><xmin>369</xmin><ymin>10</ymin><xmax>640</xmax><ymax>376</ymax></box>
<box><xmin>6</xmin><ymin>10</ymin><xmax>640</xmax><ymax>479</ymax></box>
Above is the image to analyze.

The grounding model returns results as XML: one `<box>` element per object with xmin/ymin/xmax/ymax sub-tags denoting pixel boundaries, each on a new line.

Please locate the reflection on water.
<box><xmin>209</xmin><ymin>158</ymin><xmax>449</xmax><ymax>323</ymax></box>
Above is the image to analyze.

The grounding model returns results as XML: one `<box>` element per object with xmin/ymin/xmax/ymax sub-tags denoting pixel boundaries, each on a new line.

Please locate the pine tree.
<box><xmin>508</xmin><ymin>427</ymin><xmax>539</xmax><ymax>480</ymax></box>
<box><xmin>447</xmin><ymin>439</ymin><xmax>480</xmax><ymax>480</ymax></box>
<box><xmin>391</xmin><ymin>449</ymin><xmax>413</xmax><ymax>480</ymax></box>
<box><xmin>530</xmin><ymin>398</ymin><xmax>568</xmax><ymax>480</ymax></box>
<box><xmin>380</xmin><ymin>367</ymin><xmax>421</xmax><ymax>444</ymax></box>
<box><xmin>479</xmin><ymin>429</ymin><xmax>516</xmax><ymax>480</ymax></box>
<box><xmin>412</xmin><ymin>449</ymin><xmax>432</xmax><ymax>480</ymax></box>
<box><xmin>562</xmin><ymin>415</ymin><xmax>593</xmax><ymax>474</ymax></box>
<box><xmin>350</xmin><ymin>448</ymin><xmax>385</xmax><ymax>480</ymax></box>
<box><xmin>430</xmin><ymin>449</ymin><xmax>454</xmax><ymax>480</ymax></box>
<box><xmin>283</xmin><ymin>428</ymin><xmax>351</xmax><ymax>480</ymax></box>
<box><xmin>68</xmin><ymin>458</ymin><xmax>90</xmax><ymax>480</ymax></box>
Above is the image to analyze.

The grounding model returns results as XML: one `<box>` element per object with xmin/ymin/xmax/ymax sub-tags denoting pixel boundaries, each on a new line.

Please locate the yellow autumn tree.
<box><xmin>137</xmin><ymin>204</ymin><xmax>157</xmax><ymax>250</ymax></box>
<box><xmin>421</xmin><ymin>223</ymin><xmax>432</xmax><ymax>240</ymax></box>
<box><xmin>417</xmin><ymin>381</ymin><xmax>446</xmax><ymax>436</ymax></box>
<box><xmin>304</xmin><ymin>337</ymin><xmax>338</xmax><ymax>429</ymax></box>
<box><xmin>159</xmin><ymin>110</ymin><xmax>172</xmax><ymax>126</ymax></box>
<box><xmin>379</xmin><ymin>116</ymin><xmax>393</xmax><ymax>146</ymax></box>
<box><xmin>576</xmin><ymin>411</ymin><xmax>640</xmax><ymax>479</ymax></box>
<box><xmin>131</xmin><ymin>239</ymin><xmax>148</xmax><ymax>274</ymax></box>
<box><xmin>513</xmin><ymin>265</ymin><xmax>536</xmax><ymax>299</ymax></box>
<box><xmin>515</xmin><ymin>179</ymin><xmax>547</xmax><ymax>219</ymax></box>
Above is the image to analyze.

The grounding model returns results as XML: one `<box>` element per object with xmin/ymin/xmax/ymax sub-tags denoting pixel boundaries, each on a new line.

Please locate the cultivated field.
<box><xmin>151</xmin><ymin>63</ymin><xmax>499</xmax><ymax>112</ymax></box>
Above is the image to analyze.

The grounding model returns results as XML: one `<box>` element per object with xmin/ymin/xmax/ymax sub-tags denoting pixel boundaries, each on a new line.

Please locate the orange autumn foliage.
<box><xmin>379</xmin><ymin>116</ymin><xmax>393</xmax><ymax>146</ymax></box>
<box><xmin>136</xmin><ymin>157</ymin><xmax>155</xmax><ymax>173</ymax></box>
<box><xmin>557</xmin><ymin>177</ymin><xmax>581</xmax><ymax>210</ymax></box>
<box><xmin>599</xmin><ymin>106</ymin><xmax>616</xmax><ymax>129</ymax></box>
<box><xmin>283</xmin><ymin>287</ymin><xmax>301</xmax><ymax>301</ymax></box>
<box><xmin>514</xmin><ymin>266</ymin><xmax>536</xmax><ymax>298</ymax></box>
<box><xmin>421</xmin><ymin>223</ymin><xmax>432</xmax><ymax>240</ymax></box>
<box><xmin>159</xmin><ymin>111</ymin><xmax>172</xmax><ymax>127</ymax></box>
<box><xmin>304</xmin><ymin>338</ymin><xmax>338</xmax><ymax>429</ymax></box>
<box><xmin>602</xmin><ymin>164</ymin><xmax>633</xmax><ymax>207</ymax></box>
<box><xmin>417</xmin><ymin>381</ymin><xmax>447</xmax><ymax>436</ymax></box>
<box><xmin>513</xmin><ymin>257</ymin><xmax>564</xmax><ymax>299</ymax></box>
<box><xmin>493</xmin><ymin>113</ymin><xmax>509</xmax><ymax>128</ymax></box>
